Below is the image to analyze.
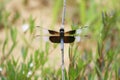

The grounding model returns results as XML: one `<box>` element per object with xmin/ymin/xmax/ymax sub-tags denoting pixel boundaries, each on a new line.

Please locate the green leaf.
<box><xmin>8</xmin><ymin>42</ymin><xmax>16</xmax><ymax>55</ymax></box>
<box><xmin>77</xmin><ymin>59</ymin><xmax>84</xmax><ymax>70</ymax></box>
<box><xmin>21</xmin><ymin>46</ymin><xmax>28</xmax><ymax>61</ymax></box>
<box><xmin>52</xmin><ymin>0</ymin><xmax>62</xmax><ymax>27</ymax></box>
<box><xmin>45</xmin><ymin>42</ymin><xmax>50</xmax><ymax>54</ymax></box>
<box><xmin>79</xmin><ymin>0</ymin><xmax>86</xmax><ymax>24</ymax></box>
<box><xmin>29</xmin><ymin>16</ymin><xmax>35</xmax><ymax>34</ymax></box>
<box><xmin>69</xmin><ymin>67</ymin><xmax>75</xmax><ymax>80</ymax></box>
<box><xmin>34</xmin><ymin>50</ymin><xmax>39</xmax><ymax>66</ymax></box>
<box><xmin>6</xmin><ymin>60</ymin><xmax>16</xmax><ymax>80</ymax></box>
<box><xmin>95</xmin><ymin>62</ymin><xmax>103</xmax><ymax>80</ymax></box>
<box><xmin>104</xmin><ymin>70</ymin><xmax>108</xmax><ymax>80</ymax></box>
<box><xmin>1</xmin><ymin>76</ymin><xmax>7</xmax><ymax>80</ymax></box>
<box><xmin>10</xmin><ymin>27</ymin><xmax>17</xmax><ymax>43</ymax></box>
<box><xmin>107</xmin><ymin>50</ymin><xmax>114</xmax><ymax>61</ymax></box>
<box><xmin>2</xmin><ymin>37</ymin><xmax>8</xmax><ymax>54</ymax></box>
<box><xmin>39</xmin><ymin>51</ymin><xmax>45</xmax><ymax>65</ymax></box>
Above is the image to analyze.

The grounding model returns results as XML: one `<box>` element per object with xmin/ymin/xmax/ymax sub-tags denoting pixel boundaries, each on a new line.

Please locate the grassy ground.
<box><xmin>0</xmin><ymin>0</ymin><xmax>120</xmax><ymax>80</ymax></box>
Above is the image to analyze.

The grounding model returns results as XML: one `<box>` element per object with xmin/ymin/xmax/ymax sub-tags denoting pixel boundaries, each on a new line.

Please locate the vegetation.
<box><xmin>0</xmin><ymin>0</ymin><xmax>120</xmax><ymax>80</ymax></box>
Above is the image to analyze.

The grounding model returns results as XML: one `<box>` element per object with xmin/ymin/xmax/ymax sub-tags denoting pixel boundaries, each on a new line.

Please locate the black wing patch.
<box><xmin>48</xmin><ymin>30</ymin><xmax>59</xmax><ymax>35</ymax></box>
<box><xmin>49</xmin><ymin>36</ymin><xmax>75</xmax><ymax>43</ymax></box>
<box><xmin>64</xmin><ymin>36</ymin><xmax>75</xmax><ymax>43</ymax></box>
<box><xmin>65</xmin><ymin>30</ymin><xmax>76</xmax><ymax>35</ymax></box>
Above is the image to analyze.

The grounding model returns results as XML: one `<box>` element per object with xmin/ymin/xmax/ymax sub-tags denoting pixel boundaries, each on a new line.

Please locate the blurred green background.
<box><xmin>0</xmin><ymin>0</ymin><xmax>120</xmax><ymax>80</ymax></box>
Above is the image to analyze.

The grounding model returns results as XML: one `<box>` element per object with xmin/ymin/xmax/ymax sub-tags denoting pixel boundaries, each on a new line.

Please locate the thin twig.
<box><xmin>61</xmin><ymin>0</ymin><xmax>66</xmax><ymax>80</ymax></box>
<box><xmin>61</xmin><ymin>0</ymin><xmax>66</xmax><ymax>29</ymax></box>
<box><xmin>61</xmin><ymin>40</ymin><xmax>65</xmax><ymax>80</ymax></box>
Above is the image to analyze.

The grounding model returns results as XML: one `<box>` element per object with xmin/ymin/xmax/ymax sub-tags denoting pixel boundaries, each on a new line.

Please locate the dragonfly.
<box><xmin>33</xmin><ymin>26</ymin><xmax>90</xmax><ymax>43</ymax></box>
<box><xmin>32</xmin><ymin>25</ymin><xmax>90</xmax><ymax>80</ymax></box>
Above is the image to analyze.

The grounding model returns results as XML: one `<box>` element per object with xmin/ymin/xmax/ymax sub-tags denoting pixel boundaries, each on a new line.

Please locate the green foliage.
<box><xmin>52</xmin><ymin>0</ymin><xmax>62</xmax><ymax>27</ymax></box>
<box><xmin>29</xmin><ymin>16</ymin><xmax>35</xmax><ymax>34</ymax></box>
<box><xmin>0</xmin><ymin>0</ymin><xmax>120</xmax><ymax>80</ymax></box>
<box><xmin>10</xmin><ymin>27</ymin><xmax>17</xmax><ymax>43</ymax></box>
<box><xmin>21</xmin><ymin>46</ymin><xmax>28</xmax><ymax>61</ymax></box>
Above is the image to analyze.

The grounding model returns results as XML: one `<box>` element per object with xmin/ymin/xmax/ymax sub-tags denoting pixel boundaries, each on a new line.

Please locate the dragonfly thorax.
<box><xmin>60</xmin><ymin>28</ymin><xmax>64</xmax><ymax>38</ymax></box>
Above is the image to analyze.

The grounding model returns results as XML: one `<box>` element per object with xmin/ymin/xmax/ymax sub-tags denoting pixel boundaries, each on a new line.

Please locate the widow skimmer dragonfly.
<box><xmin>30</xmin><ymin>25</ymin><xmax>89</xmax><ymax>80</ymax></box>
<box><xmin>33</xmin><ymin>26</ymin><xmax>89</xmax><ymax>43</ymax></box>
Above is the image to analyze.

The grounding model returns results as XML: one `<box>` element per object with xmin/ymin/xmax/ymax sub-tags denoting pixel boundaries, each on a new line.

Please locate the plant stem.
<box><xmin>61</xmin><ymin>0</ymin><xmax>66</xmax><ymax>80</ymax></box>
<box><xmin>61</xmin><ymin>0</ymin><xmax>66</xmax><ymax>29</ymax></box>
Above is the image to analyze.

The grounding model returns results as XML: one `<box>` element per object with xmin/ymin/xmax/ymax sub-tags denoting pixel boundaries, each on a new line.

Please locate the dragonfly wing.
<box><xmin>65</xmin><ymin>30</ymin><xmax>76</xmax><ymax>35</ymax></box>
<box><xmin>75</xmin><ymin>36</ymin><xmax>81</xmax><ymax>42</ymax></box>
<box><xmin>49</xmin><ymin>36</ymin><xmax>75</xmax><ymax>43</ymax></box>
<box><xmin>65</xmin><ymin>28</ymin><xmax>86</xmax><ymax>35</ymax></box>
<box><xmin>35</xmin><ymin>26</ymin><xmax>59</xmax><ymax>36</ymax></box>
<box><xmin>76</xmin><ymin>28</ymin><xmax>82</xmax><ymax>34</ymax></box>
<box><xmin>49</xmin><ymin>36</ymin><xmax>60</xmax><ymax>43</ymax></box>
<box><xmin>65</xmin><ymin>26</ymin><xmax>89</xmax><ymax>42</ymax></box>
<box><xmin>48</xmin><ymin>30</ymin><xmax>59</xmax><ymax>35</ymax></box>
<box><xmin>34</xmin><ymin>35</ymin><xmax>49</xmax><ymax>42</ymax></box>
<box><xmin>64</xmin><ymin>36</ymin><xmax>75</xmax><ymax>43</ymax></box>
<box><xmin>33</xmin><ymin>26</ymin><xmax>59</xmax><ymax>42</ymax></box>
<box><xmin>74</xmin><ymin>35</ymin><xmax>91</xmax><ymax>42</ymax></box>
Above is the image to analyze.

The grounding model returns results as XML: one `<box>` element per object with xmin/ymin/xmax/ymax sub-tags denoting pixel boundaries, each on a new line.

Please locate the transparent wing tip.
<box><xmin>43</xmin><ymin>36</ymin><xmax>49</xmax><ymax>42</ymax></box>
<box><xmin>76</xmin><ymin>29</ymin><xmax>82</xmax><ymax>34</ymax></box>
<box><xmin>75</xmin><ymin>36</ymin><xmax>81</xmax><ymax>42</ymax></box>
